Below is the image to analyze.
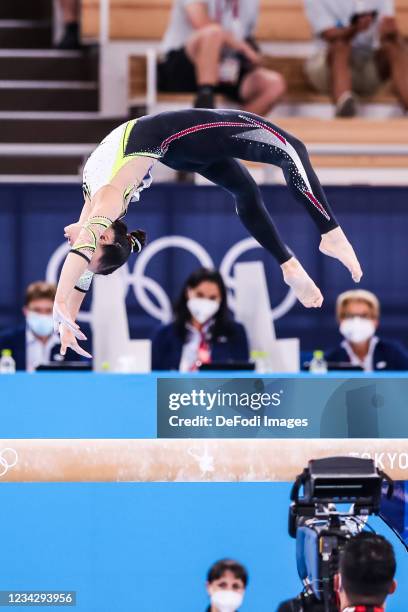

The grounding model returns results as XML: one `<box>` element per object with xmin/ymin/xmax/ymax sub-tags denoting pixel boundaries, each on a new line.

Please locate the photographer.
<box><xmin>334</xmin><ymin>533</ymin><xmax>397</xmax><ymax>611</ymax></box>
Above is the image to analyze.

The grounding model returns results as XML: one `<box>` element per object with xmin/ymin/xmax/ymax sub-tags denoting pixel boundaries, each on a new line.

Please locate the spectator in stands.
<box><xmin>56</xmin><ymin>0</ymin><xmax>80</xmax><ymax>49</ymax></box>
<box><xmin>304</xmin><ymin>0</ymin><xmax>408</xmax><ymax>117</ymax></box>
<box><xmin>151</xmin><ymin>268</ymin><xmax>249</xmax><ymax>371</ymax></box>
<box><xmin>205</xmin><ymin>559</ymin><xmax>248</xmax><ymax>612</ymax></box>
<box><xmin>326</xmin><ymin>289</ymin><xmax>408</xmax><ymax>371</ymax></box>
<box><xmin>0</xmin><ymin>281</ymin><xmax>85</xmax><ymax>371</ymax></box>
<box><xmin>334</xmin><ymin>533</ymin><xmax>397</xmax><ymax>610</ymax></box>
<box><xmin>158</xmin><ymin>0</ymin><xmax>286</xmax><ymax>113</ymax></box>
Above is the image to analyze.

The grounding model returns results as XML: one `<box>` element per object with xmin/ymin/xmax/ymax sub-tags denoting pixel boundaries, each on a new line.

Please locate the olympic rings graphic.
<box><xmin>46</xmin><ymin>235</ymin><xmax>296</xmax><ymax>324</ymax></box>
<box><xmin>129</xmin><ymin>236</ymin><xmax>214</xmax><ymax>323</ymax></box>
<box><xmin>0</xmin><ymin>448</ymin><xmax>18</xmax><ymax>477</ymax></box>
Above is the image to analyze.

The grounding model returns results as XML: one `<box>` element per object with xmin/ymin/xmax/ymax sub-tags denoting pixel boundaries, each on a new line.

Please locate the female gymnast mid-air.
<box><xmin>54</xmin><ymin>108</ymin><xmax>362</xmax><ymax>356</ymax></box>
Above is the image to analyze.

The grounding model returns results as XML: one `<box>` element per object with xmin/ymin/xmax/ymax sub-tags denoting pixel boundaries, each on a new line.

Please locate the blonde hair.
<box><xmin>24</xmin><ymin>281</ymin><xmax>56</xmax><ymax>306</ymax></box>
<box><xmin>336</xmin><ymin>289</ymin><xmax>380</xmax><ymax>321</ymax></box>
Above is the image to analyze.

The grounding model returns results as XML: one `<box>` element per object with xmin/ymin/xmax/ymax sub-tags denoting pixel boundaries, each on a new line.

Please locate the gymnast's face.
<box><xmin>88</xmin><ymin>227</ymin><xmax>115</xmax><ymax>272</ymax></box>
<box><xmin>64</xmin><ymin>225</ymin><xmax>115</xmax><ymax>273</ymax></box>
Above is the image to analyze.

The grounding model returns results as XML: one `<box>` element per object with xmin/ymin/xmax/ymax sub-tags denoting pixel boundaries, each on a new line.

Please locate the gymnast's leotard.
<box><xmin>83</xmin><ymin>109</ymin><xmax>338</xmax><ymax>264</ymax></box>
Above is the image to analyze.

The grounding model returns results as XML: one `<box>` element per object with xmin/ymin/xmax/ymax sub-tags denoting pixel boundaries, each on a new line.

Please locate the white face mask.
<box><xmin>26</xmin><ymin>311</ymin><xmax>54</xmax><ymax>338</ymax></box>
<box><xmin>187</xmin><ymin>297</ymin><xmax>220</xmax><ymax>324</ymax></box>
<box><xmin>211</xmin><ymin>589</ymin><xmax>244</xmax><ymax>612</ymax></box>
<box><xmin>340</xmin><ymin>316</ymin><xmax>375</xmax><ymax>344</ymax></box>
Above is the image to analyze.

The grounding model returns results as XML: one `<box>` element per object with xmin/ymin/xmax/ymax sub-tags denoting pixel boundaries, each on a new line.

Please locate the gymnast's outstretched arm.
<box><xmin>53</xmin><ymin>185</ymin><xmax>124</xmax><ymax>338</ymax></box>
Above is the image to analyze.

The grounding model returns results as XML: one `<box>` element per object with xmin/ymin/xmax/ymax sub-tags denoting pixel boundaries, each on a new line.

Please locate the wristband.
<box><xmin>74</xmin><ymin>269</ymin><xmax>94</xmax><ymax>293</ymax></box>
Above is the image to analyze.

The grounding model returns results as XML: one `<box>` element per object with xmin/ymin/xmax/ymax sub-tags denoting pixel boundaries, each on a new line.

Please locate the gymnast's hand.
<box><xmin>53</xmin><ymin>299</ymin><xmax>87</xmax><ymax>341</ymax></box>
<box><xmin>59</xmin><ymin>324</ymin><xmax>92</xmax><ymax>359</ymax></box>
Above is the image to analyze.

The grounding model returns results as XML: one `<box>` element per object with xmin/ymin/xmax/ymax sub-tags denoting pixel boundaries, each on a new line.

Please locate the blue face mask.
<box><xmin>26</xmin><ymin>311</ymin><xmax>54</xmax><ymax>338</ymax></box>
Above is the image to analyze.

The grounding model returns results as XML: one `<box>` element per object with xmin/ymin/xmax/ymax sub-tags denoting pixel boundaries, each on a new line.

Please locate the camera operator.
<box><xmin>276</xmin><ymin>532</ymin><xmax>397</xmax><ymax>611</ymax></box>
<box><xmin>334</xmin><ymin>533</ymin><xmax>397</xmax><ymax>612</ymax></box>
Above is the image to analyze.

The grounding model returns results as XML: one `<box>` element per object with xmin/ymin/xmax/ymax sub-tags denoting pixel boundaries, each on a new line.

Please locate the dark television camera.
<box><xmin>278</xmin><ymin>457</ymin><xmax>393</xmax><ymax>612</ymax></box>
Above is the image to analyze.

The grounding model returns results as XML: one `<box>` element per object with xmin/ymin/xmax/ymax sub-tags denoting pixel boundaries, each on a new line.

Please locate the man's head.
<box><xmin>206</xmin><ymin>559</ymin><xmax>248</xmax><ymax>611</ymax></box>
<box><xmin>334</xmin><ymin>533</ymin><xmax>397</xmax><ymax>609</ymax></box>
<box><xmin>23</xmin><ymin>281</ymin><xmax>56</xmax><ymax>339</ymax></box>
<box><xmin>336</xmin><ymin>289</ymin><xmax>380</xmax><ymax>345</ymax></box>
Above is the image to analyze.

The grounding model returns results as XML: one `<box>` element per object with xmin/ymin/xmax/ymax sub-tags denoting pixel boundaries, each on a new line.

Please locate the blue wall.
<box><xmin>1</xmin><ymin>183</ymin><xmax>408</xmax><ymax>351</ymax></box>
<box><xmin>0</xmin><ymin>483</ymin><xmax>406</xmax><ymax>611</ymax></box>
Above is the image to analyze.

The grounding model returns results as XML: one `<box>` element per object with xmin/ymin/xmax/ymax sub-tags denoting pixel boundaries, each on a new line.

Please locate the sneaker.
<box><xmin>57</xmin><ymin>23</ymin><xmax>81</xmax><ymax>50</ymax></box>
<box><xmin>335</xmin><ymin>92</ymin><xmax>357</xmax><ymax>118</ymax></box>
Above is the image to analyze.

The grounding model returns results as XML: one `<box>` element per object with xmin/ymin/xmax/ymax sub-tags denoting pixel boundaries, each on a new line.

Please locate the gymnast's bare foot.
<box><xmin>319</xmin><ymin>227</ymin><xmax>363</xmax><ymax>282</ymax></box>
<box><xmin>281</xmin><ymin>257</ymin><xmax>323</xmax><ymax>308</ymax></box>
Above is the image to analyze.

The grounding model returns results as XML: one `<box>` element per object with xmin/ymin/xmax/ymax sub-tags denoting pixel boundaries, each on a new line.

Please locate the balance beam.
<box><xmin>0</xmin><ymin>439</ymin><xmax>407</xmax><ymax>482</ymax></box>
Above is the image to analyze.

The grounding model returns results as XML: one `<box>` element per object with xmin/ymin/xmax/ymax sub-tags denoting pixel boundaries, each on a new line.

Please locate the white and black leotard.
<box><xmin>83</xmin><ymin>109</ymin><xmax>339</xmax><ymax>265</ymax></box>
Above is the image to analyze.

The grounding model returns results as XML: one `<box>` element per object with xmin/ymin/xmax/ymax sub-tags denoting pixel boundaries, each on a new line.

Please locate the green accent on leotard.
<box><xmin>73</xmin><ymin>216</ymin><xmax>113</xmax><ymax>254</ymax></box>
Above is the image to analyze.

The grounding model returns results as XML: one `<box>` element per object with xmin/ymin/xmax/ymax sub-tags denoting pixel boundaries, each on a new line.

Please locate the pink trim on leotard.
<box><xmin>160</xmin><ymin>116</ymin><xmax>329</xmax><ymax>221</ymax></box>
<box><xmin>239</xmin><ymin>115</ymin><xmax>287</xmax><ymax>145</ymax></box>
<box><xmin>304</xmin><ymin>190</ymin><xmax>331</xmax><ymax>221</ymax></box>
<box><xmin>160</xmin><ymin>121</ymin><xmax>250</xmax><ymax>153</ymax></box>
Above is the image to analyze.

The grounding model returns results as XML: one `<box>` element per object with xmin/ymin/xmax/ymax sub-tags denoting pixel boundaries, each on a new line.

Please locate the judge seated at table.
<box><xmin>151</xmin><ymin>268</ymin><xmax>249</xmax><ymax>371</ymax></box>
<box><xmin>0</xmin><ymin>281</ymin><xmax>86</xmax><ymax>371</ymax></box>
<box><xmin>326</xmin><ymin>289</ymin><xmax>408</xmax><ymax>372</ymax></box>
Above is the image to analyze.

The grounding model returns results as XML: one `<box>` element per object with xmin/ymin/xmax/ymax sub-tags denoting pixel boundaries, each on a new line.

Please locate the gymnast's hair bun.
<box><xmin>128</xmin><ymin>229</ymin><xmax>147</xmax><ymax>253</ymax></box>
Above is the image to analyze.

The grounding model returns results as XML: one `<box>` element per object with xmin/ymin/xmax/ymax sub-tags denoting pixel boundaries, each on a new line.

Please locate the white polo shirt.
<box><xmin>161</xmin><ymin>0</ymin><xmax>259</xmax><ymax>54</ymax></box>
<box><xmin>26</xmin><ymin>327</ymin><xmax>60</xmax><ymax>372</ymax></box>
<box><xmin>304</xmin><ymin>0</ymin><xmax>395</xmax><ymax>50</ymax></box>
<box><xmin>341</xmin><ymin>335</ymin><xmax>379</xmax><ymax>372</ymax></box>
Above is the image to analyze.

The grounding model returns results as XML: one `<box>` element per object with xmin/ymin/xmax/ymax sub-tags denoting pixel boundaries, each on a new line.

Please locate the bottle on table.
<box><xmin>0</xmin><ymin>349</ymin><xmax>16</xmax><ymax>374</ymax></box>
<box><xmin>309</xmin><ymin>350</ymin><xmax>327</xmax><ymax>374</ymax></box>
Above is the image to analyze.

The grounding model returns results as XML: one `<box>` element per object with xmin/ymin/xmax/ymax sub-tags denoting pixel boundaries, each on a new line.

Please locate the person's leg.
<box><xmin>185</xmin><ymin>24</ymin><xmax>226</xmax><ymax>107</ymax></box>
<box><xmin>304</xmin><ymin>51</ymin><xmax>331</xmax><ymax>95</ymax></box>
<box><xmin>279</xmin><ymin>131</ymin><xmax>361</xmax><ymax>282</ymax></box>
<box><xmin>222</xmin><ymin>112</ymin><xmax>362</xmax><ymax>282</ymax></box>
<box><xmin>199</xmin><ymin>157</ymin><xmax>323</xmax><ymax>308</ymax></box>
<box><xmin>57</xmin><ymin>0</ymin><xmax>80</xmax><ymax>49</ymax></box>
<box><xmin>238</xmin><ymin>68</ymin><xmax>286</xmax><ymax>116</ymax></box>
<box><xmin>351</xmin><ymin>48</ymin><xmax>382</xmax><ymax>98</ymax></box>
<box><xmin>59</xmin><ymin>0</ymin><xmax>78</xmax><ymax>23</ymax></box>
<box><xmin>377</xmin><ymin>17</ymin><xmax>408</xmax><ymax>110</ymax></box>
<box><xmin>327</xmin><ymin>39</ymin><xmax>357</xmax><ymax>116</ymax></box>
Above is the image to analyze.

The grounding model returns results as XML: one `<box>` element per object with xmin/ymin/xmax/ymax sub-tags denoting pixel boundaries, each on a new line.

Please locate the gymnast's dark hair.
<box><xmin>96</xmin><ymin>219</ymin><xmax>146</xmax><ymax>276</ymax></box>
<box><xmin>173</xmin><ymin>267</ymin><xmax>234</xmax><ymax>341</ymax></box>
<box><xmin>207</xmin><ymin>559</ymin><xmax>248</xmax><ymax>587</ymax></box>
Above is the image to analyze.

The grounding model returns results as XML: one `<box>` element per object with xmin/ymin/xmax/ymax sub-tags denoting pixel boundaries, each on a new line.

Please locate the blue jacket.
<box><xmin>0</xmin><ymin>326</ymin><xmax>85</xmax><ymax>371</ymax></box>
<box><xmin>152</xmin><ymin>321</ymin><xmax>249</xmax><ymax>370</ymax></box>
<box><xmin>326</xmin><ymin>338</ymin><xmax>408</xmax><ymax>371</ymax></box>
